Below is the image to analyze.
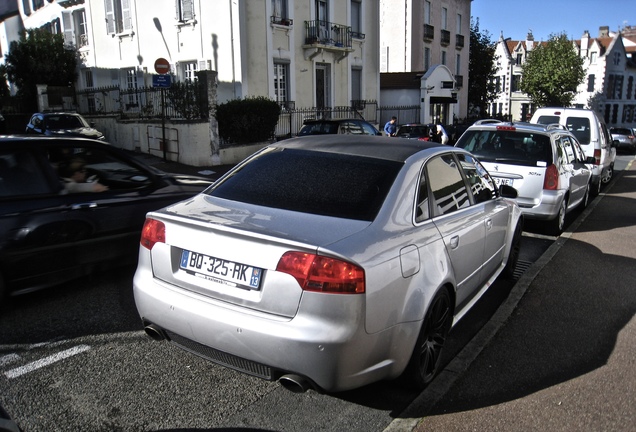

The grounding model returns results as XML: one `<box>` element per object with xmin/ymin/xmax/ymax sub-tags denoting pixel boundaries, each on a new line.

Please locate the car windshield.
<box><xmin>611</xmin><ymin>128</ymin><xmax>631</xmax><ymax>135</ymax></box>
<box><xmin>456</xmin><ymin>129</ymin><xmax>553</xmax><ymax>166</ymax></box>
<box><xmin>397</xmin><ymin>126</ymin><xmax>429</xmax><ymax>137</ymax></box>
<box><xmin>207</xmin><ymin>148</ymin><xmax>403</xmax><ymax>221</ymax></box>
<box><xmin>298</xmin><ymin>122</ymin><xmax>338</xmax><ymax>135</ymax></box>
<box><xmin>45</xmin><ymin>115</ymin><xmax>88</xmax><ymax>130</ymax></box>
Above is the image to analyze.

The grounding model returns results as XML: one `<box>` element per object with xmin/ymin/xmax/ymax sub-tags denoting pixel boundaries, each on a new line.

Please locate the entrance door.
<box><xmin>316</xmin><ymin>63</ymin><xmax>331</xmax><ymax>115</ymax></box>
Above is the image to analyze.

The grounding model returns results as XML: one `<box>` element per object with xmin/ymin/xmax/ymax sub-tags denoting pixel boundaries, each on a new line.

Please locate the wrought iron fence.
<box><xmin>76</xmin><ymin>80</ymin><xmax>209</xmax><ymax>120</ymax></box>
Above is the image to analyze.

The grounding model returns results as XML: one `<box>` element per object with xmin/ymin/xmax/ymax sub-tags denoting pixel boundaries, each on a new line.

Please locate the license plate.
<box><xmin>180</xmin><ymin>250</ymin><xmax>262</xmax><ymax>289</ymax></box>
<box><xmin>494</xmin><ymin>177</ymin><xmax>514</xmax><ymax>187</ymax></box>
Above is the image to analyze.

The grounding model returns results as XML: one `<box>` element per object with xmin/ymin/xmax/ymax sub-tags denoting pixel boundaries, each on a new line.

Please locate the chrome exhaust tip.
<box><xmin>278</xmin><ymin>374</ymin><xmax>313</xmax><ymax>393</ymax></box>
<box><xmin>143</xmin><ymin>324</ymin><xmax>166</xmax><ymax>341</ymax></box>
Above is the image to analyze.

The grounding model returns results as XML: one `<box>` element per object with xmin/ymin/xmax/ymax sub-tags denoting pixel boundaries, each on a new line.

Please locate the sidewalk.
<box><xmin>388</xmin><ymin>159</ymin><xmax>636</xmax><ymax>431</ymax></box>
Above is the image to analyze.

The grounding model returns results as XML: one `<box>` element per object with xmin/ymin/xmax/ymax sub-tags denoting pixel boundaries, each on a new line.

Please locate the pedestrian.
<box><xmin>384</xmin><ymin>116</ymin><xmax>398</xmax><ymax>137</ymax></box>
<box><xmin>436</xmin><ymin>124</ymin><xmax>449</xmax><ymax>145</ymax></box>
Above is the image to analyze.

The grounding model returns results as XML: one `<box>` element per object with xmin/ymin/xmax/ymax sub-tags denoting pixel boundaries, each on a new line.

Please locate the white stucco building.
<box><xmin>379</xmin><ymin>0</ymin><xmax>471</xmax><ymax>125</ymax></box>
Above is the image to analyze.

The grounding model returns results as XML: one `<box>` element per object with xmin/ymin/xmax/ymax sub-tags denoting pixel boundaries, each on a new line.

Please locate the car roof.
<box><xmin>466</xmin><ymin>120</ymin><xmax>567</xmax><ymax>135</ymax></box>
<box><xmin>271</xmin><ymin>134</ymin><xmax>445</xmax><ymax>162</ymax></box>
<box><xmin>302</xmin><ymin>118</ymin><xmax>370</xmax><ymax>124</ymax></box>
<box><xmin>0</xmin><ymin>136</ymin><xmax>108</xmax><ymax>147</ymax></box>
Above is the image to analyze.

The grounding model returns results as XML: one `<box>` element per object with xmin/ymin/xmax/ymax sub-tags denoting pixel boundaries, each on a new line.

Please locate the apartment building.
<box><xmin>379</xmin><ymin>0</ymin><xmax>471</xmax><ymax>125</ymax></box>
<box><xmin>491</xmin><ymin>26</ymin><xmax>636</xmax><ymax>130</ymax></box>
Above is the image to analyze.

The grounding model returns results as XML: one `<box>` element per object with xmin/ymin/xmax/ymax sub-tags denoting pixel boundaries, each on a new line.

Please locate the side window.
<box><xmin>561</xmin><ymin>136</ymin><xmax>576</xmax><ymax>163</ymax></box>
<box><xmin>571</xmin><ymin>139</ymin><xmax>587</xmax><ymax>162</ymax></box>
<box><xmin>427</xmin><ymin>154</ymin><xmax>470</xmax><ymax>216</ymax></box>
<box><xmin>49</xmin><ymin>146</ymin><xmax>152</xmax><ymax>193</ymax></box>
<box><xmin>0</xmin><ymin>149</ymin><xmax>54</xmax><ymax>197</ymax></box>
<box><xmin>456</xmin><ymin>153</ymin><xmax>497</xmax><ymax>203</ymax></box>
<box><xmin>360</xmin><ymin>122</ymin><xmax>378</xmax><ymax>136</ymax></box>
<box><xmin>415</xmin><ymin>167</ymin><xmax>430</xmax><ymax>223</ymax></box>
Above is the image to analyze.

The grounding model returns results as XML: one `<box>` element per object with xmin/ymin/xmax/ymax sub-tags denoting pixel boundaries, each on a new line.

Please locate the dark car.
<box><xmin>26</xmin><ymin>112</ymin><xmax>106</xmax><ymax>141</ymax></box>
<box><xmin>298</xmin><ymin>118</ymin><xmax>381</xmax><ymax>136</ymax></box>
<box><xmin>609</xmin><ymin>127</ymin><xmax>636</xmax><ymax>154</ymax></box>
<box><xmin>395</xmin><ymin>123</ymin><xmax>435</xmax><ymax>140</ymax></box>
<box><xmin>0</xmin><ymin>136</ymin><xmax>213</xmax><ymax>302</ymax></box>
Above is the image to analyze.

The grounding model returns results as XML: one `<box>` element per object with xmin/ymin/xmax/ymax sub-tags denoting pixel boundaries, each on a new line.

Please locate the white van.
<box><xmin>530</xmin><ymin>108</ymin><xmax>616</xmax><ymax>195</ymax></box>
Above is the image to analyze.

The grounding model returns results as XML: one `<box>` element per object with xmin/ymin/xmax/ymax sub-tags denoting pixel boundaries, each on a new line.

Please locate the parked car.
<box><xmin>134</xmin><ymin>135</ymin><xmax>523</xmax><ymax>393</ymax></box>
<box><xmin>530</xmin><ymin>107</ymin><xmax>616</xmax><ymax>194</ymax></box>
<box><xmin>395</xmin><ymin>123</ymin><xmax>435</xmax><ymax>140</ymax></box>
<box><xmin>0</xmin><ymin>136</ymin><xmax>213</xmax><ymax>301</ymax></box>
<box><xmin>609</xmin><ymin>127</ymin><xmax>636</xmax><ymax>154</ymax></box>
<box><xmin>25</xmin><ymin>112</ymin><xmax>106</xmax><ymax>141</ymax></box>
<box><xmin>455</xmin><ymin>120</ymin><xmax>594</xmax><ymax>235</ymax></box>
<box><xmin>298</xmin><ymin>118</ymin><xmax>381</xmax><ymax>136</ymax></box>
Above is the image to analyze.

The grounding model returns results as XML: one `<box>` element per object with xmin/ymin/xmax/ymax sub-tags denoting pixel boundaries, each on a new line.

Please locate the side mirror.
<box><xmin>498</xmin><ymin>184</ymin><xmax>518</xmax><ymax>199</ymax></box>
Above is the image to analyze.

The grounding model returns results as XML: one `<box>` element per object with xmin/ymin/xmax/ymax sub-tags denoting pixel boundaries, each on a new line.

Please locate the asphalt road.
<box><xmin>0</xmin><ymin>155</ymin><xmax>632</xmax><ymax>432</ymax></box>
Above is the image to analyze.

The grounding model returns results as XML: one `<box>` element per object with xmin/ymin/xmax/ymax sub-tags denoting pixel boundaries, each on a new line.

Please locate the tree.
<box><xmin>4</xmin><ymin>28</ymin><xmax>78</xmax><ymax>111</ymax></box>
<box><xmin>468</xmin><ymin>18</ymin><xmax>498</xmax><ymax>119</ymax></box>
<box><xmin>520</xmin><ymin>33</ymin><xmax>585</xmax><ymax>107</ymax></box>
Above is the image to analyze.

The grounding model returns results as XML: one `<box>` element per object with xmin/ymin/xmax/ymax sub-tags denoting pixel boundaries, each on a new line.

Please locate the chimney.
<box><xmin>526</xmin><ymin>30</ymin><xmax>534</xmax><ymax>50</ymax></box>
<box><xmin>581</xmin><ymin>30</ymin><xmax>590</xmax><ymax>53</ymax></box>
<box><xmin>598</xmin><ymin>26</ymin><xmax>609</xmax><ymax>37</ymax></box>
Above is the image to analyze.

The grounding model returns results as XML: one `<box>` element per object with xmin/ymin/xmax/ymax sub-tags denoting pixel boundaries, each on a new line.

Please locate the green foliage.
<box><xmin>215</xmin><ymin>96</ymin><xmax>281</xmax><ymax>145</ymax></box>
<box><xmin>520</xmin><ymin>33</ymin><xmax>585</xmax><ymax>107</ymax></box>
<box><xmin>166</xmin><ymin>76</ymin><xmax>210</xmax><ymax>120</ymax></box>
<box><xmin>4</xmin><ymin>28</ymin><xmax>78</xmax><ymax>110</ymax></box>
<box><xmin>468</xmin><ymin>18</ymin><xmax>498</xmax><ymax>118</ymax></box>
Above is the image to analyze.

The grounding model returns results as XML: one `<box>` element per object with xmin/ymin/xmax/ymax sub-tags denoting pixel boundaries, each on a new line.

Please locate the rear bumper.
<box><xmin>514</xmin><ymin>189</ymin><xmax>565</xmax><ymax>221</ymax></box>
<box><xmin>133</xmin><ymin>253</ymin><xmax>418</xmax><ymax>392</ymax></box>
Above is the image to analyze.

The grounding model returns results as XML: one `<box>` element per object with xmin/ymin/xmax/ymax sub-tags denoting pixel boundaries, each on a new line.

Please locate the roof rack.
<box><xmin>546</xmin><ymin>123</ymin><xmax>567</xmax><ymax>131</ymax></box>
<box><xmin>473</xmin><ymin>119</ymin><xmax>502</xmax><ymax>125</ymax></box>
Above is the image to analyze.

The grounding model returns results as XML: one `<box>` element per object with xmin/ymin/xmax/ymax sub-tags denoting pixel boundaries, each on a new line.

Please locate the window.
<box><xmin>85</xmin><ymin>70</ymin><xmax>96</xmax><ymax>113</ymax></box>
<box><xmin>33</xmin><ymin>0</ymin><xmax>44</xmax><ymax>10</ymax></box>
<box><xmin>456</xmin><ymin>153</ymin><xmax>496</xmax><ymax>204</ymax></box>
<box><xmin>0</xmin><ymin>149</ymin><xmax>52</xmax><ymax>197</ymax></box>
<box><xmin>415</xmin><ymin>169</ymin><xmax>430</xmax><ymax>223</ymax></box>
<box><xmin>351</xmin><ymin>0</ymin><xmax>362</xmax><ymax>37</ymax></box>
<box><xmin>587</xmin><ymin>74</ymin><xmax>595</xmax><ymax>92</ymax></box>
<box><xmin>613</xmin><ymin>52</ymin><xmax>621</xmax><ymax>66</ymax></box>
<box><xmin>424</xmin><ymin>1</ymin><xmax>431</xmax><ymax>25</ymax></box>
<box><xmin>516</xmin><ymin>53</ymin><xmax>522</xmax><ymax>65</ymax></box>
<box><xmin>351</xmin><ymin>67</ymin><xmax>362</xmax><ymax>104</ymax></box>
<box><xmin>424</xmin><ymin>47</ymin><xmax>431</xmax><ymax>70</ymax></box>
<box><xmin>22</xmin><ymin>0</ymin><xmax>31</xmax><ymax>16</ymax></box>
<box><xmin>182</xmin><ymin>61</ymin><xmax>198</xmax><ymax>82</ymax></box>
<box><xmin>274</xmin><ymin>62</ymin><xmax>289</xmax><ymax>104</ymax></box>
<box><xmin>441</xmin><ymin>8</ymin><xmax>447</xmax><ymax>30</ymax></box>
<box><xmin>456</xmin><ymin>13</ymin><xmax>462</xmax><ymax>34</ymax></box>
<box><xmin>441</xmin><ymin>50</ymin><xmax>446</xmax><ymax>65</ymax></box>
<box><xmin>62</xmin><ymin>9</ymin><xmax>88</xmax><ymax>47</ymax></box>
<box><xmin>105</xmin><ymin>0</ymin><xmax>132</xmax><ymax>34</ymax></box>
<box><xmin>512</xmin><ymin>75</ymin><xmax>521</xmax><ymax>92</ymax></box>
<box><xmin>455</xmin><ymin>54</ymin><xmax>461</xmax><ymax>75</ymax></box>
<box><xmin>176</xmin><ymin>0</ymin><xmax>195</xmax><ymax>22</ymax></box>
<box><xmin>125</xmin><ymin>68</ymin><xmax>139</xmax><ymax>108</ymax></box>
<box><xmin>427</xmin><ymin>154</ymin><xmax>470</xmax><ymax>216</ymax></box>
<box><xmin>627</xmin><ymin>77</ymin><xmax>633</xmax><ymax>100</ymax></box>
<box><xmin>590</xmin><ymin>52</ymin><xmax>597</xmax><ymax>64</ymax></box>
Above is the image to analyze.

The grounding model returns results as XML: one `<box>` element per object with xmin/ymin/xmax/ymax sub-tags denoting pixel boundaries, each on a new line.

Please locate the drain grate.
<box><xmin>512</xmin><ymin>259</ymin><xmax>533</xmax><ymax>280</ymax></box>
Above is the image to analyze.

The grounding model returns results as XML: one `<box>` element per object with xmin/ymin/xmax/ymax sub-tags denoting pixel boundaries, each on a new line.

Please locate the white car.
<box><xmin>455</xmin><ymin>120</ymin><xmax>594</xmax><ymax>235</ymax></box>
<box><xmin>133</xmin><ymin>135</ymin><xmax>523</xmax><ymax>393</ymax></box>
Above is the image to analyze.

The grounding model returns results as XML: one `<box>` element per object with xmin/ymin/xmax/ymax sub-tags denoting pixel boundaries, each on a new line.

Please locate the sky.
<box><xmin>471</xmin><ymin>0</ymin><xmax>634</xmax><ymax>42</ymax></box>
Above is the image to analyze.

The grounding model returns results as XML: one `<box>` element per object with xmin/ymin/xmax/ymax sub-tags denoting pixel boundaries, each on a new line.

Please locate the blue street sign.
<box><xmin>153</xmin><ymin>74</ymin><xmax>171</xmax><ymax>88</ymax></box>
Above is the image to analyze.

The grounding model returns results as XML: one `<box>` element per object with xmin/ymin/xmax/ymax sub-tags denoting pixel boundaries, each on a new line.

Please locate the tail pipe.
<box><xmin>278</xmin><ymin>374</ymin><xmax>314</xmax><ymax>393</ymax></box>
<box><xmin>143</xmin><ymin>324</ymin><xmax>167</xmax><ymax>341</ymax></box>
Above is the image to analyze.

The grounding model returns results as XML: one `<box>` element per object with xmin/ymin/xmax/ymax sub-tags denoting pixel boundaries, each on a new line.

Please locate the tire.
<box><xmin>591</xmin><ymin>177</ymin><xmax>602</xmax><ymax>196</ymax></box>
<box><xmin>601</xmin><ymin>164</ymin><xmax>614</xmax><ymax>185</ymax></box>
<box><xmin>502</xmin><ymin>220</ymin><xmax>523</xmax><ymax>280</ymax></box>
<box><xmin>582</xmin><ymin>182</ymin><xmax>591</xmax><ymax>209</ymax></box>
<box><xmin>401</xmin><ymin>289</ymin><xmax>452</xmax><ymax>390</ymax></box>
<box><xmin>548</xmin><ymin>198</ymin><xmax>567</xmax><ymax>236</ymax></box>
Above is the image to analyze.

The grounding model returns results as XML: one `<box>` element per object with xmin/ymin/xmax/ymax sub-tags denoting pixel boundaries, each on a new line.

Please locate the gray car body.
<box><xmin>133</xmin><ymin>135</ymin><xmax>522</xmax><ymax>392</ymax></box>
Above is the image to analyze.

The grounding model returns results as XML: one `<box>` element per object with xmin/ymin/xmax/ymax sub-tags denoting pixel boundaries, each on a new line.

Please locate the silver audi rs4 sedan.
<box><xmin>133</xmin><ymin>135</ymin><xmax>523</xmax><ymax>393</ymax></box>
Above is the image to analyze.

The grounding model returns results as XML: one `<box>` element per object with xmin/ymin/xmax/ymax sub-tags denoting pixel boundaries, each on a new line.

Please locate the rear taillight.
<box><xmin>593</xmin><ymin>149</ymin><xmax>601</xmax><ymax>165</ymax></box>
<box><xmin>276</xmin><ymin>251</ymin><xmax>365</xmax><ymax>294</ymax></box>
<box><xmin>140</xmin><ymin>218</ymin><xmax>165</xmax><ymax>250</ymax></box>
<box><xmin>543</xmin><ymin>164</ymin><xmax>560</xmax><ymax>190</ymax></box>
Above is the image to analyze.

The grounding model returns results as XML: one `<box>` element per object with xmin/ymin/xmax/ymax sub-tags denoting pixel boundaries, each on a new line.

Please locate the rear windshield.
<box><xmin>207</xmin><ymin>148</ymin><xmax>402</xmax><ymax>221</ymax></box>
<box><xmin>536</xmin><ymin>115</ymin><xmax>591</xmax><ymax>145</ymax></box>
<box><xmin>455</xmin><ymin>129</ymin><xmax>553</xmax><ymax>166</ymax></box>
<box><xmin>298</xmin><ymin>122</ymin><xmax>338</xmax><ymax>135</ymax></box>
<box><xmin>611</xmin><ymin>128</ymin><xmax>631</xmax><ymax>135</ymax></box>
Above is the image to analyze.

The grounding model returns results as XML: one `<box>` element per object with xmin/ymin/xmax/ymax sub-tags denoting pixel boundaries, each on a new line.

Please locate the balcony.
<box><xmin>441</xmin><ymin>29</ymin><xmax>450</xmax><ymax>46</ymax></box>
<box><xmin>271</xmin><ymin>16</ymin><xmax>293</xmax><ymax>27</ymax></box>
<box><xmin>304</xmin><ymin>20</ymin><xmax>352</xmax><ymax>48</ymax></box>
<box><xmin>456</xmin><ymin>34</ymin><xmax>464</xmax><ymax>49</ymax></box>
<box><xmin>423</xmin><ymin>24</ymin><xmax>434</xmax><ymax>41</ymax></box>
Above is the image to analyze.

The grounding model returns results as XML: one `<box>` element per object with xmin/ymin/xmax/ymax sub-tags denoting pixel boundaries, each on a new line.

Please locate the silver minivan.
<box><xmin>530</xmin><ymin>107</ymin><xmax>616</xmax><ymax>195</ymax></box>
<box><xmin>455</xmin><ymin>120</ymin><xmax>593</xmax><ymax>234</ymax></box>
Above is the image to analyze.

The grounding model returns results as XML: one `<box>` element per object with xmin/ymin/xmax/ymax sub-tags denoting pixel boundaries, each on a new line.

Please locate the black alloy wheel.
<box><xmin>402</xmin><ymin>289</ymin><xmax>452</xmax><ymax>389</ymax></box>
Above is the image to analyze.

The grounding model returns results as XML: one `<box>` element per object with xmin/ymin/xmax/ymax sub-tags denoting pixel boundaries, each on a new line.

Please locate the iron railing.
<box><xmin>304</xmin><ymin>20</ymin><xmax>352</xmax><ymax>48</ymax></box>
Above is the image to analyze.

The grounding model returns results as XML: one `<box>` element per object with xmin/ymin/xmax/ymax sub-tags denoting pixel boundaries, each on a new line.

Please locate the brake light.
<box><xmin>593</xmin><ymin>149</ymin><xmax>601</xmax><ymax>165</ymax></box>
<box><xmin>543</xmin><ymin>164</ymin><xmax>560</xmax><ymax>190</ymax></box>
<box><xmin>276</xmin><ymin>251</ymin><xmax>365</xmax><ymax>294</ymax></box>
<box><xmin>496</xmin><ymin>126</ymin><xmax>516</xmax><ymax>131</ymax></box>
<box><xmin>140</xmin><ymin>218</ymin><xmax>165</xmax><ymax>250</ymax></box>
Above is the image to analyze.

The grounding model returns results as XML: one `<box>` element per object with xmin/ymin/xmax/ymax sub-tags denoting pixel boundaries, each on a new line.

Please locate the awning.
<box><xmin>430</xmin><ymin>96</ymin><xmax>457</xmax><ymax>104</ymax></box>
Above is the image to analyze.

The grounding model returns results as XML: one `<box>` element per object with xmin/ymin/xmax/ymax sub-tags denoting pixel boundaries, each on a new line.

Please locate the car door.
<box><xmin>456</xmin><ymin>153</ymin><xmax>510</xmax><ymax>281</ymax></box>
<box><xmin>426</xmin><ymin>153</ymin><xmax>486</xmax><ymax>309</ymax></box>
<box><xmin>559</xmin><ymin>135</ymin><xmax>589</xmax><ymax>208</ymax></box>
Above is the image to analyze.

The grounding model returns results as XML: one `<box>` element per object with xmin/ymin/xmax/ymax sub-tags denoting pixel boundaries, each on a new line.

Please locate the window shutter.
<box><xmin>104</xmin><ymin>0</ymin><xmax>115</xmax><ymax>34</ymax></box>
<box><xmin>183</xmin><ymin>0</ymin><xmax>194</xmax><ymax>21</ymax></box>
<box><xmin>122</xmin><ymin>0</ymin><xmax>132</xmax><ymax>31</ymax></box>
<box><xmin>61</xmin><ymin>12</ymin><xmax>74</xmax><ymax>45</ymax></box>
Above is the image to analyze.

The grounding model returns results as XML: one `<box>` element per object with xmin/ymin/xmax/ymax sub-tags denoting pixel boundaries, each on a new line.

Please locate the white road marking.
<box><xmin>4</xmin><ymin>345</ymin><xmax>91</xmax><ymax>379</ymax></box>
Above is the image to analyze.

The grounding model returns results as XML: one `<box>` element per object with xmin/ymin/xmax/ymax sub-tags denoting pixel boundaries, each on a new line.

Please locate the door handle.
<box><xmin>71</xmin><ymin>203</ymin><xmax>98</xmax><ymax>210</ymax></box>
<box><xmin>449</xmin><ymin>235</ymin><xmax>459</xmax><ymax>249</ymax></box>
<box><xmin>485</xmin><ymin>218</ymin><xmax>493</xmax><ymax>230</ymax></box>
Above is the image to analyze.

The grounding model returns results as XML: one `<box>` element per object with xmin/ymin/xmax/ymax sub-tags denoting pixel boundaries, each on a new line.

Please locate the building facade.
<box><xmin>491</xmin><ymin>26</ymin><xmax>636</xmax><ymax>130</ymax></box>
<box><xmin>379</xmin><ymin>0</ymin><xmax>471</xmax><ymax>125</ymax></box>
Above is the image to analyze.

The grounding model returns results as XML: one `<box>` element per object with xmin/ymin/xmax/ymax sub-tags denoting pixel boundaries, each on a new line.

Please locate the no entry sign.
<box><xmin>154</xmin><ymin>58</ymin><xmax>170</xmax><ymax>74</ymax></box>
